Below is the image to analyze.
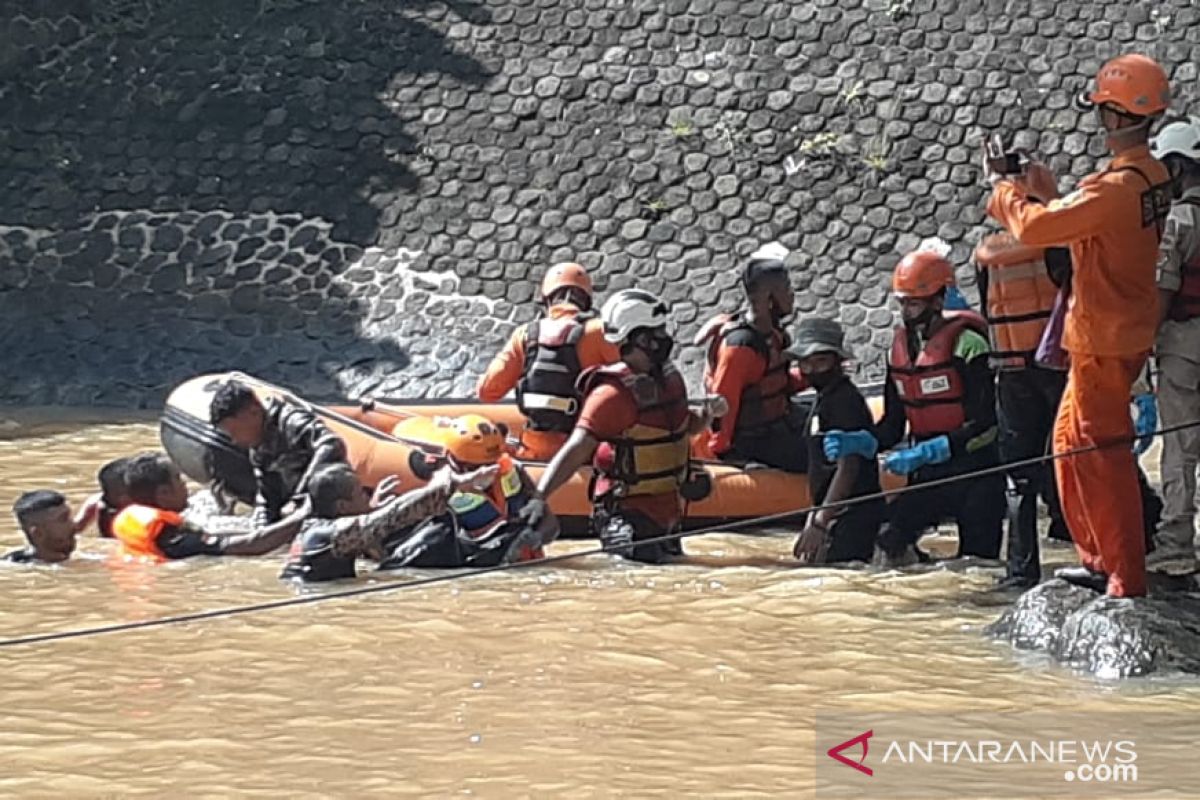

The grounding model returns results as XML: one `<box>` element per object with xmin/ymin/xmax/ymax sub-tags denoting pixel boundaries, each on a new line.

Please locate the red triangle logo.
<box><xmin>827</xmin><ymin>730</ymin><xmax>874</xmax><ymax>776</ymax></box>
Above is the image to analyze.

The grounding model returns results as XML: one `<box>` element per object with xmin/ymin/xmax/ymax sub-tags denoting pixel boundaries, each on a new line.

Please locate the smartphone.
<box><xmin>985</xmin><ymin>133</ymin><xmax>1026</xmax><ymax>176</ymax></box>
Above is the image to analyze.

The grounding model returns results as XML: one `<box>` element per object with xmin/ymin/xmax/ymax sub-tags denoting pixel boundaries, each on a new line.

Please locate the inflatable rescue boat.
<box><xmin>161</xmin><ymin>372</ymin><xmax>895</xmax><ymax>537</ymax></box>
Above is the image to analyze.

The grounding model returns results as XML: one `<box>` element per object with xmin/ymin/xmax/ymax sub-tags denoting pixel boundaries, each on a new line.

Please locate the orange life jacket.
<box><xmin>698</xmin><ymin>313</ymin><xmax>792</xmax><ymax>433</ymax></box>
<box><xmin>1168</xmin><ymin>198</ymin><xmax>1200</xmax><ymax>322</ymax></box>
<box><xmin>974</xmin><ymin>232</ymin><xmax>1059</xmax><ymax>370</ymax></box>
<box><xmin>579</xmin><ymin>362</ymin><xmax>691</xmax><ymax>497</ymax></box>
<box><xmin>889</xmin><ymin>312</ymin><xmax>988</xmax><ymax>438</ymax></box>
<box><xmin>448</xmin><ymin>456</ymin><xmax>542</xmax><ymax>562</ymax></box>
<box><xmin>111</xmin><ymin>505</ymin><xmax>184</xmax><ymax>562</ymax></box>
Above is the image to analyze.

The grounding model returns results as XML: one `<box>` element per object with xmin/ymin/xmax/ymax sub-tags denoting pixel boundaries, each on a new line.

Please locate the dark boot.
<box><xmin>1054</xmin><ymin>566</ymin><xmax>1108</xmax><ymax>592</ymax></box>
<box><xmin>1005</xmin><ymin>480</ymin><xmax>1041</xmax><ymax>583</ymax></box>
<box><xmin>994</xmin><ymin>574</ymin><xmax>1039</xmax><ymax>592</ymax></box>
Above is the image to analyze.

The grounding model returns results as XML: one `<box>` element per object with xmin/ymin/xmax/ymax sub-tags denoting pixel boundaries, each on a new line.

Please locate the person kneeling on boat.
<box><xmin>280</xmin><ymin>461</ymin><xmax>502</xmax><ymax>582</ymax></box>
<box><xmin>697</xmin><ymin>243</ymin><xmax>808</xmax><ymax>471</ymax></box>
<box><xmin>477</xmin><ymin>262</ymin><xmax>620</xmax><ymax>460</ymax></box>
<box><xmin>112</xmin><ymin>452</ymin><xmax>310</xmax><ymax>561</ymax></box>
<box><xmin>209</xmin><ymin>379</ymin><xmax>348</xmax><ymax>529</ymax></box>
<box><xmin>528</xmin><ymin>289</ymin><xmax>726</xmax><ymax>564</ymax></box>
<box><xmin>789</xmin><ymin>319</ymin><xmax>885</xmax><ymax>565</ymax></box>
<box><xmin>378</xmin><ymin>414</ymin><xmax>559</xmax><ymax>570</ymax></box>
<box><xmin>825</xmin><ymin>251</ymin><xmax>1005</xmax><ymax>566</ymax></box>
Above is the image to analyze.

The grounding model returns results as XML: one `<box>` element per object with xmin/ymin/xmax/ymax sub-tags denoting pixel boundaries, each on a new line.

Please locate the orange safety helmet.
<box><xmin>443</xmin><ymin>414</ymin><xmax>506</xmax><ymax>466</ymax></box>
<box><xmin>540</xmin><ymin>262</ymin><xmax>593</xmax><ymax>304</ymax></box>
<box><xmin>892</xmin><ymin>251</ymin><xmax>955</xmax><ymax>299</ymax></box>
<box><xmin>1078</xmin><ymin>53</ymin><xmax>1170</xmax><ymax>117</ymax></box>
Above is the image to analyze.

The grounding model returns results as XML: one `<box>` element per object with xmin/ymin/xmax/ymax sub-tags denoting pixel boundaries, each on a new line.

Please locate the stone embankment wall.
<box><xmin>1</xmin><ymin>0</ymin><xmax>1196</xmax><ymax>406</ymax></box>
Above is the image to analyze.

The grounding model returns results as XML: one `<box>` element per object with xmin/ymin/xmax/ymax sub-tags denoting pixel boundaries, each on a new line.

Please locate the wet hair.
<box><xmin>308</xmin><ymin>463</ymin><xmax>361</xmax><ymax>518</ymax></box>
<box><xmin>124</xmin><ymin>452</ymin><xmax>177</xmax><ymax>506</ymax></box>
<box><xmin>209</xmin><ymin>380</ymin><xmax>259</xmax><ymax>425</ymax></box>
<box><xmin>97</xmin><ymin>456</ymin><xmax>132</xmax><ymax>505</ymax></box>
<box><xmin>12</xmin><ymin>490</ymin><xmax>67</xmax><ymax>532</ymax></box>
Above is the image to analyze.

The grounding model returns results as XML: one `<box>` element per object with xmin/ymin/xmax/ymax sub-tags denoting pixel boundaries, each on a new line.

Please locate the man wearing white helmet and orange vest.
<box><xmin>1146</xmin><ymin>116</ymin><xmax>1200</xmax><ymax>574</ymax></box>
<box><xmin>527</xmin><ymin>289</ymin><xmax>726</xmax><ymax>563</ymax></box>
<box><xmin>987</xmin><ymin>53</ymin><xmax>1173</xmax><ymax>597</ymax></box>
<box><xmin>477</xmin><ymin>262</ymin><xmax>620</xmax><ymax>460</ymax></box>
<box><xmin>825</xmin><ymin>251</ymin><xmax>1005</xmax><ymax>566</ymax></box>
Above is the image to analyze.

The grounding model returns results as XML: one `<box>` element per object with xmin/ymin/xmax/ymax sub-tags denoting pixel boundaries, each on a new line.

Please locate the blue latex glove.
<box><xmin>823</xmin><ymin>429</ymin><xmax>879</xmax><ymax>461</ymax></box>
<box><xmin>883</xmin><ymin>436</ymin><xmax>952</xmax><ymax>476</ymax></box>
<box><xmin>943</xmin><ymin>285</ymin><xmax>971</xmax><ymax>311</ymax></box>
<box><xmin>1133</xmin><ymin>393</ymin><xmax>1157</xmax><ymax>455</ymax></box>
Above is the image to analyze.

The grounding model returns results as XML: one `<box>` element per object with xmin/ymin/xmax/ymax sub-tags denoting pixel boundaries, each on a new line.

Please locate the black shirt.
<box><xmin>805</xmin><ymin>376</ymin><xmax>883</xmax><ymax>504</ymax></box>
<box><xmin>251</xmin><ymin>397</ymin><xmax>348</xmax><ymax>527</ymax></box>
<box><xmin>2</xmin><ymin>548</ymin><xmax>37</xmax><ymax>563</ymax></box>
<box><xmin>156</xmin><ymin>524</ymin><xmax>227</xmax><ymax>560</ymax></box>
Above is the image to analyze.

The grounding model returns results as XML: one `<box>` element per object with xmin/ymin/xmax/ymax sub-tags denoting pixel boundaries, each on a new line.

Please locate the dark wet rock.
<box><xmin>988</xmin><ymin>578</ymin><xmax>1200</xmax><ymax>677</ymax></box>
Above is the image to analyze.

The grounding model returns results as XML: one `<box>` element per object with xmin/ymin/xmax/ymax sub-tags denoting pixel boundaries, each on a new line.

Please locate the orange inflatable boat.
<box><xmin>161</xmin><ymin>372</ymin><xmax>897</xmax><ymax>536</ymax></box>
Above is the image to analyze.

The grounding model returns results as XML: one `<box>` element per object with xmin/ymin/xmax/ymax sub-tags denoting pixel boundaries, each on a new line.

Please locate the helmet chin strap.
<box><xmin>1101</xmin><ymin>106</ymin><xmax>1154</xmax><ymax>147</ymax></box>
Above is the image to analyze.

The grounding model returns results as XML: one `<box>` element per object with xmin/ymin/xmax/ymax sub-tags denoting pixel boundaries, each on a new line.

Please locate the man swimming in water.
<box><xmin>111</xmin><ymin>452</ymin><xmax>309</xmax><ymax>561</ymax></box>
<box><xmin>4</xmin><ymin>490</ymin><xmax>91</xmax><ymax>564</ymax></box>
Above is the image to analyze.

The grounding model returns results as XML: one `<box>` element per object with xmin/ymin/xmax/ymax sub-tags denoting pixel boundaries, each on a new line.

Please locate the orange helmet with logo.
<box><xmin>1079</xmin><ymin>53</ymin><xmax>1170</xmax><ymax>117</ymax></box>
<box><xmin>540</xmin><ymin>262</ymin><xmax>593</xmax><ymax>306</ymax></box>
<box><xmin>443</xmin><ymin>414</ymin><xmax>506</xmax><ymax>466</ymax></box>
<box><xmin>892</xmin><ymin>251</ymin><xmax>955</xmax><ymax>299</ymax></box>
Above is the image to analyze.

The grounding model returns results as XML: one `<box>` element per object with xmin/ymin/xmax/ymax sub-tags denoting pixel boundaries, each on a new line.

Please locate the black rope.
<box><xmin>1</xmin><ymin>419</ymin><xmax>1196</xmax><ymax>650</ymax></box>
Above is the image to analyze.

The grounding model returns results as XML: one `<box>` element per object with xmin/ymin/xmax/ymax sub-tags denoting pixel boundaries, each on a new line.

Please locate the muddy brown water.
<box><xmin>1</xmin><ymin>412</ymin><xmax>1198</xmax><ymax>798</ymax></box>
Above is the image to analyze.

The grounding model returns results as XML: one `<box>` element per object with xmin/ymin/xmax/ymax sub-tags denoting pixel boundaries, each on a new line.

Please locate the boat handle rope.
<box><xmin>2</xmin><ymin>418</ymin><xmax>1199</xmax><ymax>651</ymax></box>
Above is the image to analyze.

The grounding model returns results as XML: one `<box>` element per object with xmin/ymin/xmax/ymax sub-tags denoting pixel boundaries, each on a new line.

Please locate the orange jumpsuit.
<box><xmin>476</xmin><ymin>303</ymin><xmax>620</xmax><ymax>460</ymax></box>
<box><xmin>988</xmin><ymin>145</ymin><xmax>1169</xmax><ymax>597</ymax></box>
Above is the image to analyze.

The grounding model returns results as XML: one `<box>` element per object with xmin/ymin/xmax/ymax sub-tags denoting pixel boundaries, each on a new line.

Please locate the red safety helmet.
<box><xmin>892</xmin><ymin>251</ymin><xmax>955</xmax><ymax>299</ymax></box>
<box><xmin>539</xmin><ymin>262</ymin><xmax>593</xmax><ymax>305</ymax></box>
<box><xmin>1078</xmin><ymin>53</ymin><xmax>1170</xmax><ymax>117</ymax></box>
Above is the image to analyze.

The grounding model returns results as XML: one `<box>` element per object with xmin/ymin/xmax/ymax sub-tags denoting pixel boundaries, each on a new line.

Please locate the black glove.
<box><xmin>518</xmin><ymin>498</ymin><xmax>548</xmax><ymax>530</ymax></box>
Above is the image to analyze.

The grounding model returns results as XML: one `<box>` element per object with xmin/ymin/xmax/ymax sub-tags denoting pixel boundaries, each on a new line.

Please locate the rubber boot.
<box><xmin>1054</xmin><ymin>566</ymin><xmax>1108</xmax><ymax>593</ymax></box>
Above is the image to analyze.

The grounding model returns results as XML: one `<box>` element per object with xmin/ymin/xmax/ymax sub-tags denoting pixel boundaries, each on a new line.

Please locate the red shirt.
<box><xmin>577</xmin><ymin>383</ymin><xmax>683</xmax><ymax>529</ymax></box>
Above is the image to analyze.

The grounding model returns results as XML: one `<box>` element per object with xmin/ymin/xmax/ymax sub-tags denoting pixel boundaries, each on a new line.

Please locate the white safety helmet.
<box><xmin>1151</xmin><ymin>116</ymin><xmax>1200</xmax><ymax>162</ymax></box>
<box><xmin>600</xmin><ymin>288</ymin><xmax>670</xmax><ymax>344</ymax></box>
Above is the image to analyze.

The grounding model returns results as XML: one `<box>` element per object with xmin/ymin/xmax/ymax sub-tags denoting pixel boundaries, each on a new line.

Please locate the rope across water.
<box><xmin>2</xmin><ymin>420</ymin><xmax>1196</xmax><ymax>650</ymax></box>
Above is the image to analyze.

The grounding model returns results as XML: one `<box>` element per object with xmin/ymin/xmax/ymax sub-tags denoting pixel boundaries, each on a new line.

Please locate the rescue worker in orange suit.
<box><xmin>476</xmin><ymin>262</ymin><xmax>620</xmax><ymax>460</ymax></box>
<box><xmin>377</xmin><ymin>414</ymin><xmax>559</xmax><ymax>570</ymax></box>
<box><xmin>987</xmin><ymin>53</ymin><xmax>1173</xmax><ymax>597</ymax></box>
<box><xmin>1146</xmin><ymin>117</ymin><xmax>1200</xmax><ymax>574</ymax></box>
<box><xmin>112</xmin><ymin>452</ymin><xmax>310</xmax><ymax>561</ymax></box>
<box><xmin>974</xmin><ymin>233</ymin><xmax>1071</xmax><ymax>589</ymax></box>
<box><xmin>526</xmin><ymin>289</ymin><xmax>726</xmax><ymax>564</ymax></box>
<box><xmin>696</xmin><ymin>243</ymin><xmax>807</xmax><ymax>471</ymax></box>
<box><xmin>825</xmin><ymin>252</ymin><xmax>1005</xmax><ymax>566</ymax></box>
